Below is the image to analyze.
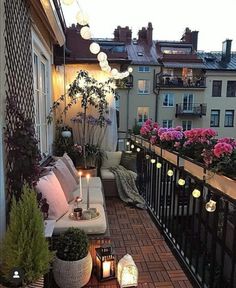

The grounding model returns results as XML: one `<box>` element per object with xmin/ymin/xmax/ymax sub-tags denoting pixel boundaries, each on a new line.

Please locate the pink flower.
<box><xmin>213</xmin><ymin>142</ymin><xmax>233</xmax><ymax>158</ymax></box>
<box><xmin>150</xmin><ymin>136</ymin><xmax>157</xmax><ymax>144</ymax></box>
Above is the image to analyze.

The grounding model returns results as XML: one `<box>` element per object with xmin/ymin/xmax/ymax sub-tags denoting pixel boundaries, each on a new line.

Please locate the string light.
<box><xmin>76</xmin><ymin>10</ymin><xmax>89</xmax><ymax>26</ymax></box>
<box><xmin>89</xmin><ymin>42</ymin><xmax>100</xmax><ymax>54</ymax></box>
<box><xmin>192</xmin><ymin>189</ymin><xmax>201</xmax><ymax>198</ymax></box>
<box><xmin>150</xmin><ymin>159</ymin><xmax>156</xmax><ymax>164</ymax></box>
<box><xmin>126</xmin><ymin>141</ymin><xmax>130</xmax><ymax>146</ymax></box>
<box><xmin>136</xmin><ymin>148</ymin><xmax>140</xmax><ymax>152</ymax></box>
<box><xmin>205</xmin><ymin>199</ymin><xmax>216</xmax><ymax>212</ymax></box>
<box><xmin>128</xmin><ymin>67</ymin><xmax>133</xmax><ymax>73</ymax></box>
<box><xmin>167</xmin><ymin>169</ymin><xmax>174</xmax><ymax>177</ymax></box>
<box><xmin>131</xmin><ymin>144</ymin><xmax>134</xmax><ymax>149</ymax></box>
<box><xmin>156</xmin><ymin>162</ymin><xmax>162</xmax><ymax>169</ymax></box>
<box><xmin>80</xmin><ymin>26</ymin><xmax>91</xmax><ymax>40</ymax></box>
<box><xmin>62</xmin><ymin>0</ymin><xmax>74</xmax><ymax>5</ymax></box>
<box><xmin>178</xmin><ymin>178</ymin><xmax>185</xmax><ymax>186</ymax></box>
<box><xmin>145</xmin><ymin>155</ymin><xmax>150</xmax><ymax>160</ymax></box>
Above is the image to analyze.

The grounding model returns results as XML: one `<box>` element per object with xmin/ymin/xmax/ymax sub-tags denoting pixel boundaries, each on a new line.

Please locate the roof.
<box><xmin>198</xmin><ymin>52</ymin><xmax>236</xmax><ymax>71</ymax></box>
<box><xmin>163</xmin><ymin>62</ymin><xmax>205</xmax><ymax>69</ymax></box>
<box><xmin>126</xmin><ymin>41</ymin><xmax>159</xmax><ymax>65</ymax></box>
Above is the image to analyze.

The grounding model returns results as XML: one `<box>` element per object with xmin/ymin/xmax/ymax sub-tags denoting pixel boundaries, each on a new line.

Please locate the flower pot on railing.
<box><xmin>154</xmin><ymin>145</ymin><xmax>162</xmax><ymax>156</ymax></box>
<box><xmin>182</xmin><ymin>158</ymin><xmax>205</xmax><ymax>180</ymax></box>
<box><xmin>162</xmin><ymin>149</ymin><xmax>178</xmax><ymax>165</ymax></box>
<box><xmin>143</xmin><ymin>140</ymin><xmax>150</xmax><ymax>149</ymax></box>
<box><xmin>205</xmin><ymin>170</ymin><xmax>236</xmax><ymax>200</ymax></box>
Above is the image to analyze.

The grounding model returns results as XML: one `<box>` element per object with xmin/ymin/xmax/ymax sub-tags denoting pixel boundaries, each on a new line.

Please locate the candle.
<box><xmin>86</xmin><ymin>174</ymin><xmax>90</xmax><ymax>210</ymax></box>
<box><xmin>78</xmin><ymin>171</ymin><xmax>82</xmax><ymax>199</ymax></box>
<box><xmin>102</xmin><ymin>261</ymin><xmax>111</xmax><ymax>278</ymax></box>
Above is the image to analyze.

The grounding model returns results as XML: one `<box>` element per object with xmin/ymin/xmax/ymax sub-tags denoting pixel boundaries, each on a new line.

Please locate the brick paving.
<box><xmin>85</xmin><ymin>197</ymin><xmax>193</xmax><ymax>288</ymax></box>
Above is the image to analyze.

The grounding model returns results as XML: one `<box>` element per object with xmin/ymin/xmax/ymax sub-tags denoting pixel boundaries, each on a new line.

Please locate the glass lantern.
<box><xmin>117</xmin><ymin>254</ymin><xmax>138</xmax><ymax>287</ymax></box>
<box><xmin>95</xmin><ymin>245</ymin><xmax>116</xmax><ymax>281</ymax></box>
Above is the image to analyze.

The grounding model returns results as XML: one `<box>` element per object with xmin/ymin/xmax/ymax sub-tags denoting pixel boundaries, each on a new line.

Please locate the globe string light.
<box><xmin>62</xmin><ymin>0</ymin><xmax>133</xmax><ymax>79</ymax></box>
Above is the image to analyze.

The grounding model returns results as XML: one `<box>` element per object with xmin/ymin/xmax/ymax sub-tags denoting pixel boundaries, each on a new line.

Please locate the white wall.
<box><xmin>0</xmin><ymin>0</ymin><xmax>6</xmax><ymax>241</ymax></box>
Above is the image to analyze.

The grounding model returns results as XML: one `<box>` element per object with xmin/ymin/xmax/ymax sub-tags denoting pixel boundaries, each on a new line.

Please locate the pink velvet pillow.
<box><xmin>62</xmin><ymin>153</ymin><xmax>79</xmax><ymax>184</ymax></box>
<box><xmin>53</xmin><ymin>159</ymin><xmax>77</xmax><ymax>202</ymax></box>
<box><xmin>61</xmin><ymin>154</ymin><xmax>79</xmax><ymax>184</ymax></box>
<box><xmin>36</xmin><ymin>171</ymin><xmax>69</xmax><ymax>220</ymax></box>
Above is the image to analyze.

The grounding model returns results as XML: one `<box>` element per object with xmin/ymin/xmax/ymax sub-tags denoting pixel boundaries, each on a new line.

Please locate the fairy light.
<box><xmin>156</xmin><ymin>162</ymin><xmax>162</xmax><ymax>169</ymax></box>
<box><xmin>167</xmin><ymin>169</ymin><xmax>174</xmax><ymax>177</ymax></box>
<box><xmin>192</xmin><ymin>189</ymin><xmax>201</xmax><ymax>198</ymax></box>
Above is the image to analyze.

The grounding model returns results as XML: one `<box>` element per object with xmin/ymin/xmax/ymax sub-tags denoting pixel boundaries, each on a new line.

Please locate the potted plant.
<box><xmin>61</xmin><ymin>125</ymin><xmax>72</xmax><ymax>138</ymax></box>
<box><xmin>0</xmin><ymin>184</ymin><xmax>53</xmax><ymax>287</ymax></box>
<box><xmin>53</xmin><ymin>228</ymin><xmax>92</xmax><ymax>288</ymax></box>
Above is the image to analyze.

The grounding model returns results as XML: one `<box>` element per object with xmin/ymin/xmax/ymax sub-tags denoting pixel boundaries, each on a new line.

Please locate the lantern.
<box><xmin>117</xmin><ymin>254</ymin><xmax>138</xmax><ymax>287</ymax></box>
<box><xmin>95</xmin><ymin>245</ymin><xmax>116</xmax><ymax>281</ymax></box>
<box><xmin>89</xmin><ymin>42</ymin><xmax>100</xmax><ymax>54</ymax></box>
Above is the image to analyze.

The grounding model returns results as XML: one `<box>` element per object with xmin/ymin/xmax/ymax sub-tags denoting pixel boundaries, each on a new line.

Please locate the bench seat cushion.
<box><xmin>100</xmin><ymin>168</ymin><xmax>115</xmax><ymax>180</ymax></box>
<box><xmin>53</xmin><ymin>204</ymin><xmax>107</xmax><ymax>235</ymax></box>
<box><xmin>72</xmin><ymin>187</ymin><xmax>104</xmax><ymax>205</ymax></box>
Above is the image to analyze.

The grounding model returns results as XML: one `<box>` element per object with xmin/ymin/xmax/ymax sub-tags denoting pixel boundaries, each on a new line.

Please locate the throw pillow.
<box><xmin>62</xmin><ymin>152</ymin><xmax>79</xmax><ymax>184</ymax></box>
<box><xmin>53</xmin><ymin>159</ymin><xmax>77</xmax><ymax>202</ymax></box>
<box><xmin>120</xmin><ymin>151</ymin><xmax>137</xmax><ymax>173</ymax></box>
<box><xmin>102</xmin><ymin>151</ymin><xmax>122</xmax><ymax>168</ymax></box>
<box><xmin>36</xmin><ymin>171</ymin><xmax>69</xmax><ymax>220</ymax></box>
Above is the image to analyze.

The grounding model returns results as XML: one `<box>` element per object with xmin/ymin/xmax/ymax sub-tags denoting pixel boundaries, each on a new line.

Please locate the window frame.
<box><xmin>162</xmin><ymin>93</ymin><xmax>174</xmax><ymax>107</ymax></box>
<box><xmin>138</xmin><ymin>66</ymin><xmax>150</xmax><ymax>73</ymax></box>
<box><xmin>182</xmin><ymin>120</ymin><xmax>192</xmax><ymax>131</ymax></box>
<box><xmin>137</xmin><ymin>107</ymin><xmax>149</xmax><ymax>125</ymax></box>
<box><xmin>138</xmin><ymin>79</ymin><xmax>150</xmax><ymax>95</ymax></box>
<box><xmin>226</xmin><ymin>81</ymin><xmax>236</xmax><ymax>97</ymax></box>
<box><xmin>162</xmin><ymin>120</ymin><xmax>173</xmax><ymax>128</ymax></box>
<box><xmin>32</xmin><ymin>29</ymin><xmax>53</xmax><ymax>157</ymax></box>
<box><xmin>224</xmin><ymin>110</ymin><xmax>234</xmax><ymax>127</ymax></box>
<box><xmin>212</xmin><ymin>80</ymin><xmax>222</xmax><ymax>97</ymax></box>
<box><xmin>210</xmin><ymin>109</ymin><xmax>220</xmax><ymax>127</ymax></box>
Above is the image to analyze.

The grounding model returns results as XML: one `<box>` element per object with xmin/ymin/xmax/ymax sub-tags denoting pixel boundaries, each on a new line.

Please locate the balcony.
<box><xmin>175</xmin><ymin>103</ymin><xmax>207</xmax><ymax>117</ymax></box>
<box><xmin>157</xmin><ymin>75</ymin><xmax>206</xmax><ymax>89</ymax></box>
<box><xmin>115</xmin><ymin>74</ymin><xmax>133</xmax><ymax>89</ymax></box>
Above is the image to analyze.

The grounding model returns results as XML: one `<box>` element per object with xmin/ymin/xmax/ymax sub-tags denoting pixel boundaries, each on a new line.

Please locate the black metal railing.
<box><xmin>176</xmin><ymin>103</ymin><xmax>207</xmax><ymax>117</ymax></box>
<box><xmin>157</xmin><ymin>75</ymin><xmax>206</xmax><ymax>89</ymax></box>
<box><xmin>129</xmin><ymin>136</ymin><xmax>236</xmax><ymax>288</ymax></box>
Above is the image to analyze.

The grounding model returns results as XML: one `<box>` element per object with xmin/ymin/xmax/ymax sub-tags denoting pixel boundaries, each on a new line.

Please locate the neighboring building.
<box><xmin>0</xmin><ymin>0</ymin><xmax>65</xmax><ymax>239</ymax></box>
<box><xmin>198</xmin><ymin>40</ymin><xmax>236</xmax><ymax>137</ymax></box>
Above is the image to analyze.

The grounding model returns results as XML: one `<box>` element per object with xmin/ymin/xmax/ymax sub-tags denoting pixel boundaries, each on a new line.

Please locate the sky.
<box><xmin>62</xmin><ymin>0</ymin><xmax>236</xmax><ymax>52</ymax></box>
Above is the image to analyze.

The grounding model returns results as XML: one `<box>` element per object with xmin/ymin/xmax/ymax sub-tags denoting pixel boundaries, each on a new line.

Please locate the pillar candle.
<box><xmin>78</xmin><ymin>171</ymin><xmax>82</xmax><ymax>199</ymax></box>
<box><xmin>103</xmin><ymin>261</ymin><xmax>111</xmax><ymax>278</ymax></box>
<box><xmin>86</xmin><ymin>174</ymin><xmax>90</xmax><ymax>210</ymax></box>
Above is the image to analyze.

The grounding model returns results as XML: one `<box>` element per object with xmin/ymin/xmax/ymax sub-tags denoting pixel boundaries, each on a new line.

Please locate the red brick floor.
<box><xmin>85</xmin><ymin>197</ymin><xmax>193</xmax><ymax>288</ymax></box>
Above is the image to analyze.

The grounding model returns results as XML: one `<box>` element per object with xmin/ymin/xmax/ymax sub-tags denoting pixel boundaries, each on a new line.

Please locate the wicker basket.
<box><xmin>53</xmin><ymin>252</ymin><xmax>92</xmax><ymax>288</ymax></box>
<box><xmin>26</xmin><ymin>277</ymin><xmax>44</xmax><ymax>288</ymax></box>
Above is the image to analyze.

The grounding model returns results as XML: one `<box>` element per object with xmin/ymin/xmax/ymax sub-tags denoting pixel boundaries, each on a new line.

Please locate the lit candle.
<box><xmin>103</xmin><ymin>261</ymin><xmax>111</xmax><ymax>278</ymax></box>
<box><xmin>86</xmin><ymin>174</ymin><xmax>90</xmax><ymax>210</ymax></box>
<box><xmin>78</xmin><ymin>171</ymin><xmax>82</xmax><ymax>199</ymax></box>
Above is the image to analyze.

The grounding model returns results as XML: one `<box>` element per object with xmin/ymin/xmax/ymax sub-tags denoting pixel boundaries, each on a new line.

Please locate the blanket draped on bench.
<box><xmin>110</xmin><ymin>165</ymin><xmax>146</xmax><ymax>209</ymax></box>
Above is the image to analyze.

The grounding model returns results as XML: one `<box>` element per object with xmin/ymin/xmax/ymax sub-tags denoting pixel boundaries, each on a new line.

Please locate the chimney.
<box><xmin>114</xmin><ymin>26</ymin><xmax>132</xmax><ymax>44</ymax></box>
<box><xmin>221</xmin><ymin>39</ymin><xmax>232</xmax><ymax>63</ymax></box>
<box><xmin>147</xmin><ymin>22</ymin><xmax>153</xmax><ymax>46</ymax></box>
<box><xmin>181</xmin><ymin>27</ymin><xmax>199</xmax><ymax>51</ymax></box>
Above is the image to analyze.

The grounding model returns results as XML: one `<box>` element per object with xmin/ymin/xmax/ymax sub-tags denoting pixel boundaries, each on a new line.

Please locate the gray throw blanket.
<box><xmin>110</xmin><ymin>165</ymin><xmax>146</xmax><ymax>209</ymax></box>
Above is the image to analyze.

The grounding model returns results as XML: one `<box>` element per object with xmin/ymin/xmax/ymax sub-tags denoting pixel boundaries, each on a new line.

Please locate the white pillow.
<box><xmin>36</xmin><ymin>171</ymin><xmax>69</xmax><ymax>220</ymax></box>
<box><xmin>101</xmin><ymin>151</ymin><xmax>122</xmax><ymax>168</ymax></box>
<box><xmin>61</xmin><ymin>154</ymin><xmax>79</xmax><ymax>184</ymax></box>
<box><xmin>53</xmin><ymin>159</ymin><xmax>77</xmax><ymax>202</ymax></box>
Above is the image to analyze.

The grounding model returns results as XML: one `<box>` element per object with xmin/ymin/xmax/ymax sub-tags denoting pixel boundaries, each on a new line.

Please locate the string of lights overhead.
<box><xmin>61</xmin><ymin>0</ymin><xmax>133</xmax><ymax>79</ymax></box>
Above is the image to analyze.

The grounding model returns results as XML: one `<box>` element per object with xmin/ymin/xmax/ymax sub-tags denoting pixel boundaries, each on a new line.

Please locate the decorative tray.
<box><xmin>69</xmin><ymin>211</ymin><xmax>100</xmax><ymax>221</ymax></box>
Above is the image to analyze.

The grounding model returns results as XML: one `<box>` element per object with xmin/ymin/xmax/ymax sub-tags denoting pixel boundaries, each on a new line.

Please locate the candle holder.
<box><xmin>95</xmin><ymin>245</ymin><xmax>116</xmax><ymax>281</ymax></box>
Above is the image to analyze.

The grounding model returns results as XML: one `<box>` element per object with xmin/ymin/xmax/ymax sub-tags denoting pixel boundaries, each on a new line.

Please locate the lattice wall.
<box><xmin>4</xmin><ymin>0</ymin><xmax>35</xmax><ymax>200</ymax></box>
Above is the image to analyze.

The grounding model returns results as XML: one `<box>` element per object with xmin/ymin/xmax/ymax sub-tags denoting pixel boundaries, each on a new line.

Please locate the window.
<box><xmin>32</xmin><ymin>32</ymin><xmax>52</xmax><ymax>156</ymax></box>
<box><xmin>183</xmin><ymin>93</ymin><xmax>193</xmax><ymax>111</ymax></box>
<box><xmin>138</xmin><ymin>80</ymin><xmax>150</xmax><ymax>94</ymax></box>
<box><xmin>162</xmin><ymin>120</ymin><xmax>173</xmax><ymax>128</ymax></box>
<box><xmin>137</xmin><ymin>107</ymin><xmax>149</xmax><ymax>125</ymax></box>
<box><xmin>224</xmin><ymin>110</ymin><xmax>234</xmax><ymax>127</ymax></box>
<box><xmin>227</xmin><ymin>81</ymin><xmax>236</xmax><ymax>97</ymax></box>
<box><xmin>138</xmin><ymin>66</ymin><xmax>150</xmax><ymax>72</ymax></box>
<box><xmin>210</xmin><ymin>110</ymin><xmax>220</xmax><ymax>127</ymax></box>
<box><xmin>182</xmin><ymin>120</ymin><xmax>192</xmax><ymax>131</ymax></box>
<box><xmin>212</xmin><ymin>80</ymin><xmax>222</xmax><ymax>97</ymax></box>
<box><xmin>163</xmin><ymin>93</ymin><xmax>174</xmax><ymax>107</ymax></box>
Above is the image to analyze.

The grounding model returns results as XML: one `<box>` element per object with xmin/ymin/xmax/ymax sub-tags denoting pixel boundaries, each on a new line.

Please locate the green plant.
<box><xmin>132</xmin><ymin>118</ymin><xmax>141</xmax><ymax>135</ymax></box>
<box><xmin>55</xmin><ymin>228</ymin><xmax>89</xmax><ymax>261</ymax></box>
<box><xmin>0</xmin><ymin>184</ymin><xmax>53</xmax><ymax>286</ymax></box>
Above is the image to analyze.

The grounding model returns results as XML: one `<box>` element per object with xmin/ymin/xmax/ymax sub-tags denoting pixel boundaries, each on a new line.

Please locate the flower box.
<box><xmin>162</xmin><ymin>149</ymin><xmax>178</xmax><ymax>165</ymax></box>
<box><xmin>154</xmin><ymin>145</ymin><xmax>162</xmax><ymax>156</ymax></box>
<box><xmin>205</xmin><ymin>171</ymin><xmax>236</xmax><ymax>200</ymax></box>
<box><xmin>143</xmin><ymin>140</ymin><xmax>150</xmax><ymax>149</ymax></box>
<box><xmin>183</xmin><ymin>158</ymin><xmax>205</xmax><ymax>180</ymax></box>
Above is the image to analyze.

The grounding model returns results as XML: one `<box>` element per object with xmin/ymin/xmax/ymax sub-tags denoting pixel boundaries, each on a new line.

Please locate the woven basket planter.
<box><xmin>53</xmin><ymin>252</ymin><xmax>92</xmax><ymax>288</ymax></box>
<box><xmin>26</xmin><ymin>277</ymin><xmax>44</xmax><ymax>288</ymax></box>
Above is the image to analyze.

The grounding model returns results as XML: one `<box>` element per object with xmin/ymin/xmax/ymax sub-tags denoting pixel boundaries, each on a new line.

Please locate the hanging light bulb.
<box><xmin>205</xmin><ymin>199</ymin><xmax>216</xmax><ymax>212</ymax></box>
<box><xmin>99</xmin><ymin>60</ymin><xmax>109</xmax><ymax>68</ymax></box>
<box><xmin>131</xmin><ymin>144</ymin><xmax>134</xmax><ymax>149</ymax></box>
<box><xmin>128</xmin><ymin>66</ymin><xmax>133</xmax><ymax>73</ymax></box>
<box><xmin>76</xmin><ymin>11</ymin><xmax>89</xmax><ymax>26</ymax></box>
<box><xmin>80</xmin><ymin>26</ymin><xmax>91</xmax><ymax>40</ymax></box>
<box><xmin>89</xmin><ymin>42</ymin><xmax>100</xmax><ymax>54</ymax></box>
<box><xmin>150</xmin><ymin>159</ymin><xmax>156</xmax><ymax>164</ymax></box>
<box><xmin>123</xmin><ymin>71</ymin><xmax>130</xmax><ymax>78</ymax></box>
<box><xmin>97</xmin><ymin>52</ymin><xmax>107</xmax><ymax>62</ymax></box>
<box><xmin>192</xmin><ymin>189</ymin><xmax>201</xmax><ymax>198</ymax></box>
<box><xmin>62</xmin><ymin>0</ymin><xmax>74</xmax><ymax>5</ymax></box>
<box><xmin>111</xmin><ymin>68</ymin><xmax>118</xmax><ymax>77</ymax></box>
<box><xmin>178</xmin><ymin>178</ymin><xmax>185</xmax><ymax>186</ymax></box>
<box><xmin>145</xmin><ymin>155</ymin><xmax>150</xmax><ymax>160</ymax></box>
<box><xmin>167</xmin><ymin>169</ymin><xmax>174</xmax><ymax>177</ymax></box>
<box><xmin>156</xmin><ymin>162</ymin><xmax>162</xmax><ymax>169</ymax></box>
<box><xmin>104</xmin><ymin>66</ymin><xmax>111</xmax><ymax>73</ymax></box>
<box><xmin>136</xmin><ymin>148</ymin><xmax>140</xmax><ymax>152</ymax></box>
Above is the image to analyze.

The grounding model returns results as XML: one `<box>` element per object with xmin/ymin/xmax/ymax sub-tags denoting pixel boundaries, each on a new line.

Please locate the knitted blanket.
<box><xmin>110</xmin><ymin>165</ymin><xmax>146</xmax><ymax>209</ymax></box>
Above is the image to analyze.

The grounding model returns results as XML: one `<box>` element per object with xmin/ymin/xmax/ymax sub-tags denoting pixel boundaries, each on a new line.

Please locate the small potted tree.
<box><xmin>53</xmin><ymin>228</ymin><xmax>92</xmax><ymax>288</ymax></box>
<box><xmin>0</xmin><ymin>184</ymin><xmax>53</xmax><ymax>287</ymax></box>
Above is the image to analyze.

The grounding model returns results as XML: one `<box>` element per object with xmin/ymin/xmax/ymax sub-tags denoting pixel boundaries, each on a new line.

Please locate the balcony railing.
<box><xmin>128</xmin><ymin>135</ymin><xmax>236</xmax><ymax>288</ymax></box>
<box><xmin>115</xmin><ymin>75</ymin><xmax>133</xmax><ymax>89</ymax></box>
<box><xmin>157</xmin><ymin>75</ymin><xmax>206</xmax><ymax>89</ymax></box>
<box><xmin>176</xmin><ymin>103</ymin><xmax>207</xmax><ymax>117</ymax></box>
